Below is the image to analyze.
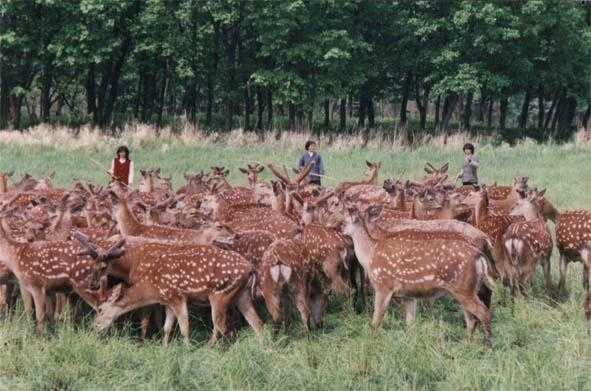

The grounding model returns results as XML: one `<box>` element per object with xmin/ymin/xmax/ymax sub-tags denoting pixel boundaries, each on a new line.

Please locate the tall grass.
<box><xmin>0</xmin><ymin>132</ymin><xmax>590</xmax><ymax>389</ymax></box>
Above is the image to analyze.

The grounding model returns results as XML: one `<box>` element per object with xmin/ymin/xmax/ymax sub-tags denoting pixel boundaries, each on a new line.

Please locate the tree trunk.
<box><xmin>256</xmin><ymin>88</ymin><xmax>265</xmax><ymax>130</ymax></box>
<box><xmin>556</xmin><ymin>95</ymin><xmax>577</xmax><ymax>138</ymax></box>
<box><xmin>477</xmin><ymin>96</ymin><xmax>486</xmax><ymax>123</ymax></box>
<box><xmin>367</xmin><ymin>97</ymin><xmax>375</xmax><ymax>128</ymax></box>
<box><xmin>499</xmin><ymin>97</ymin><xmax>508</xmax><ymax>130</ymax></box>
<box><xmin>40</xmin><ymin>68</ymin><xmax>52</xmax><ymax>121</ymax></box>
<box><xmin>288</xmin><ymin>102</ymin><xmax>296</xmax><ymax>130</ymax></box>
<box><xmin>434</xmin><ymin>96</ymin><xmax>441</xmax><ymax>128</ymax></box>
<box><xmin>487</xmin><ymin>99</ymin><xmax>494</xmax><ymax>128</ymax></box>
<box><xmin>399</xmin><ymin>73</ymin><xmax>411</xmax><ymax>127</ymax></box>
<box><xmin>244</xmin><ymin>83</ymin><xmax>252</xmax><ymax>131</ymax></box>
<box><xmin>537</xmin><ymin>91</ymin><xmax>544</xmax><ymax>130</ymax></box>
<box><xmin>307</xmin><ymin>109</ymin><xmax>313</xmax><ymax>131</ymax></box>
<box><xmin>86</xmin><ymin>64</ymin><xmax>96</xmax><ymax>117</ymax></box>
<box><xmin>582</xmin><ymin>101</ymin><xmax>591</xmax><ymax>131</ymax></box>
<box><xmin>323</xmin><ymin>99</ymin><xmax>330</xmax><ymax>129</ymax></box>
<box><xmin>544</xmin><ymin>91</ymin><xmax>559</xmax><ymax>131</ymax></box>
<box><xmin>358</xmin><ymin>93</ymin><xmax>367</xmax><ymax>129</ymax></box>
<box><xmin>439</xmin><ymin>94</ymin><xmax>458</xmax><ymax>132</ymax></box>
<box><xmin>461</xmin><ymin>93</ymin><xmax>473</xmax><ymax>130</ymax></box>
<box><xmin>0</xmin><ymin>63</ymin><xmax>10</xmax><ymax>129</ymax></box>
<box><xmin>415</xmin><ymin>81</ymin><xmax>431</xmax><ymax>130</ymax></box>
<box><xmin>266</xmin><ymin>89</ymin><xmax>273</xmax><ymax>129</ymax></box>
<box><xmin>339</xmin><ymin>98</ymin><xmax>346</xmax><ymax>131</ymax></box>
<box><xmin>518</xmin><ymin>88</ymin><xmax>531</xmax><ymax>129</ymax></box>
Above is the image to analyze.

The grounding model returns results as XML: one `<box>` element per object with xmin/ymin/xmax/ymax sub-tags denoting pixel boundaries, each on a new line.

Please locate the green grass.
<box><xmin>0</xmin><ymin>140</ymin><xmax>590</xmax><ymax>390</ymax></box>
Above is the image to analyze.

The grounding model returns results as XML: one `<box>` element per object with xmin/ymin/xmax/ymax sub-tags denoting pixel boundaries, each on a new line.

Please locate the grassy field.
<box><xmin>0</xmin><ymin>134</ymin><xmax>590</xmax><ymax>390</ymax></box>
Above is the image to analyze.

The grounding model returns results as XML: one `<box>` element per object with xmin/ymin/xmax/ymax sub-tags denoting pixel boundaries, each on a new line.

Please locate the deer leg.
<box><xmin>0</xmin><ymin>285</ymin><xmax>7</xmax><ymax>313</ymax></box>
<box><xmin>371</xmin><ymin>288</ymin><xmax>394</xmax><ymax>332</ymax></box>
<box><xmin>402</xmin><ymin>298</ymin><xmax>417</xmax><ymax>326</ymax></box>
<box><xmin>45</xmin><ymin>293</ymin><xmax>55</xmax><ymax>324</ymax></box>
<box><xmin>20</xmin><ymin>284</ymin><xmax>33</xmax><ymax>316</ymax></box>
<box><xmin>294</xmin><ymin>281</ymin><xmax>311</xmax><ymax>332</ymax></box>
<box><xmin>558</xmin><ymin>253</ymin><xmax>568</xmax><ymax>293</ymax></box>
<box><xmin>170</xmin><ymin>299</ymin><xmax>190</xmax><ymax>347</ymax></box>
<box><xmin>31</xmin><ymin>288</ymin><xmax>47</xmax><ymax>335</ymax></box>
<box><xmin>54</xmin><ymin>293</ymin><xmax>68</xmax><ymax>321</ymax></box>
<box><xmin>235</xmin><ymin>288</ymin><xmax>263</xmax><ymax>334</ymax></box>
<box><xmin>309</xmin><ymin>280</ymin><xmax>328</xmax><ymax>328</ymax></box>
<box><xmin>463</xmin><ymin>310</ymin><xmax>478</xmax><ymax>336</ymax></box>
<box><xmin>322</xmin><ymin>255</ymin><xmax>349</xmax><ymax>297</ymax></box>
<box><xmin>581</xmin><ymin>249</ymin><xmax>590</xmax><ymax>293</ymax></box>
<box><xmin>138</xmin><ymin>307</ymin><xmax>152</xmax><ymax>339</ymax></box>
<box><xmin>543</xmin><ymin>255</ymin><xmax>552</xmax><ymax>292</ymax></box>
<box><xmin>454</xmin><ymin>293</ymin><xmax>492</xmax><ymax>349</ymax></box>
<box><xmin>163</xmin><ymin>306</ymin><xmax>177</xmax><ymax>347</ymax></box>
<box><xmin>209</xmin><ymin>295</ymin><xmax>230</xmax><ymax>348</ymax></box>
<box><xmin>262</xmin><ymin>286</ymin><xmax>283</xmax><ymax>333</ymax></box>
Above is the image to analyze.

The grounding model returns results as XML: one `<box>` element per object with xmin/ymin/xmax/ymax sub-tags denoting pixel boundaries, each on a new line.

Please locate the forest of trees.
<box><xmin>1</xmin><ymin>0</ymin><xmax>590</xmax><ymax>141</ymax></box>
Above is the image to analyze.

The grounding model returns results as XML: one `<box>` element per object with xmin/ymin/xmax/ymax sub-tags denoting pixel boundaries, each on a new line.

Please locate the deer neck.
<box><xmin>115</xmin><ymin>201</ymin><xmax>142</xmax><ymax>236</ymax></box>
<box><xmin>0</xmin><ymin>219</ymin><xmax>22</xmax><ymax>276</ymax></box>
<box><xmin>348</xmin><ymin>222</ymin><xmax>376</xmax><ymax>273</ymax></box>
<box><xmin>475</xmin><ymin>196</ymin><xmax>488</xmax><ymax>226</ymax></box>
<box><xmin>368</xmin><ymin>169</ymin><xmax>378</xmax><ymax>186</ymax></box>
<box><xmin>542</xmin><ymin>201</ymin><xmax>559</xmax><ymax>223</ymax></box>
<box><xmin>96</xmin><ymin>284</ymin><xmax>159</xmax><ymax>331</ymax></box>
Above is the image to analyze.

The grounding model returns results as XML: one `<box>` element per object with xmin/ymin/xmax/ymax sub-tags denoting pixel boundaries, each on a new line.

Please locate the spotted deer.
<box><xmin>342</xmin><ymin>205</ymin><xmax>494</xmax><ymax>348</ymax></box>
<box><xmin>79</xmin><ymin>236</ymin><xmax>263</xmax><ymax>347</ymax></box>
<box><xmin>258</xmin><ymin>238</ymin><xmax>326</xmax><ymax>331</ymax></box>
<box><xmin>110</xmin><ymin>190</ymin><xmax>236</xmax><ymax>245</ymax></box>
<box><xmin>176</xmin><ymin>172</ymin><xmax>209</xmax><ymax>195</ymax></box>
<box><xmin>0</xmin><ymin>208</ymin><xmax>123</xmax><ymax>333</ymax></box>
<box><xmin>503</xmin><ymin>189</ymin><xmax>553</xmax><ymax>292</ymax></box>
<box><xmin>472</xmin><ymin>185</ymin><xmax>524</xmax><ymax>290</ymax></box>
<box><xmin>556</xmin><ymin>210</ymin><xmax>591</xmax><ymax>293</ymax></box>
<box><xmin>334</xmin><ymin>161</ymin><xmax>381</xmax><ymax>194</ymax></box>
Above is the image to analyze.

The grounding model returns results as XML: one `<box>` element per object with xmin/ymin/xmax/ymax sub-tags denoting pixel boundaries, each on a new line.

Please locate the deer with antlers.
<box><xmin>503</xmin><ymin>189</ymin><xmax>553</xmax><ymax>292</ymax></box>
<box><xmin>0</xmin><ymin>205</ymin><xmax>123</xmax><ymax>333</ymax></box>
<box><xmin>340</xmin><ymin>204</ymin><xmax>494</xmax><ymax>348</ymax></box>
<box><xmin>110</xmin><ymin>190</ymin><xmax>236</xmax><ymax>245</ymax></box>
<box><xmin>77</xmin><ymin>234</ymin><xmax>263</xmax><ymax>347</ymax></box>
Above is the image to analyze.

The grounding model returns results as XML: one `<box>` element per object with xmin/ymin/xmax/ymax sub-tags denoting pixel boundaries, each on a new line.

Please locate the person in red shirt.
<box><xmin>109</xmin><ymin>145</ymin><xmax>134</xmax><ymax>186</ymax></box>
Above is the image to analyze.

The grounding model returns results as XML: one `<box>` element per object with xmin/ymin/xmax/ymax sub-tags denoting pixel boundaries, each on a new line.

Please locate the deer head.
<box><xmin>239</xmin><ymin>164</ymin><xmax>265</xmax><ymax>186</ymax></box>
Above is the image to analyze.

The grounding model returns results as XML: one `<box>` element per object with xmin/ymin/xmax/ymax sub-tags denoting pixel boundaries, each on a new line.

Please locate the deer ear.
<box><xmin>239</xmin><ymin>168</ymin><xmax>248</xmax><ymax>174</ymax></box>
<box><xmin>154</xmin><ymin>168</ymin><xmax>161</xmax><ymax>176</ymax></box>
<box><xmin>140</xmin><ymin>170</ymin><xmax>147</xmax><ymax>176</ymax></box>
<box><xmin>7</xmin><ymin>171</ymin><xmax>14</xmax><ymax>177</ymax></box>
<box><xmin>424</xmin><ymin>166</ymin><xmax>433</xmax><ymax>174</ymax></box>
<box><xmin>224</xmin><ymin>169</ymin><xmax>229</xmax><ymax>176</ymax></box>
<box><xmin>538</xmin><ymin>188</ymin><xmax>546</xmax><ymax>197</ymax></box>
<box><xmin>48</xmin><ymin>171</ymin><xmax>55</xmax><ymax>180</ymax></box>
<box><xmin>365</xmin><ymin>160</ymin><xmax>372</xmax><ymax>168</ymax></box>
<box><xmin>108</xmin><ymin>284</ymin><xmax>124</xmax><ymax>304</ymax></box>
<box><xmin>440</xmin><ymin>163</ymin><xmax>449</xmax><ymax>173</ymax></box>
<box><xmin>256</xmin><ymin>166</ymin><xmax>264</xmax><ymax>173</ymax></box>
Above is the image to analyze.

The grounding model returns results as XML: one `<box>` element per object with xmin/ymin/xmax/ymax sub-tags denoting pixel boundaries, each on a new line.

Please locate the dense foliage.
<box><xmin>1</xmin><ymin>0</ymin><xmax>590</xmax><ymax>139</ymax></box>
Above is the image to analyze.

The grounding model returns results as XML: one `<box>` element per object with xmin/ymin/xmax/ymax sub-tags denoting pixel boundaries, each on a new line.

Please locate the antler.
<box><xmin>295</xmin><ymin>160</ymin><xmax>315</xmax><ymax>184</ymax></box>
<box><xmin>267</xmin><ymin>163</ymin><xmax>292</xmax><ymax>185</ymax></box>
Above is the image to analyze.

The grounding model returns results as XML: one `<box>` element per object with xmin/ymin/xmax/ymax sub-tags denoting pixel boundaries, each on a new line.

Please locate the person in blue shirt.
<box><xmin>298</xmin><ymin>140</ymin><xmax>325</xmax><ymax>186</ymax></box>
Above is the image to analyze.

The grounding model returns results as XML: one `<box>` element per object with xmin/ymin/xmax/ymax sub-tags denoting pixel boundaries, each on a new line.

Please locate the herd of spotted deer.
<box><xmin>0</xmin><ymin>160</ymin><xmax>589</xmax><ymax>350</ymax></box>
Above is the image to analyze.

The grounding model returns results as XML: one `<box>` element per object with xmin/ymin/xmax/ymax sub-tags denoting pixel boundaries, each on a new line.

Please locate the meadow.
<box><xmin>0</xmin><ymin>127</ymin><xmax>590</xmax><ymax>390</ymax></box>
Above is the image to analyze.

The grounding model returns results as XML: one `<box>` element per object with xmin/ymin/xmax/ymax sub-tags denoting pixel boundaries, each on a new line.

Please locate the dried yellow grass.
<box><xmin>0</xmin><ymin>122</ymin><xmax>587</xmax><ymax>152</ymax></box>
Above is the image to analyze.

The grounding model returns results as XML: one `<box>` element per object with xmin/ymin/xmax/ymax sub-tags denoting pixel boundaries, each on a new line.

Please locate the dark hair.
<box><xmin>305</xmin><ymin>140</ymin><xmax>317</xmax><ymax>151</ymax></box>
<box><xmin>116</xmin><ymin>145</ymin><xmax>130</xmax><ymax>159</ymax></box>
<box><xmin>463</xmin><ymin>143</ymin><xmax>475</xmax><ymax>154</ymax></box>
